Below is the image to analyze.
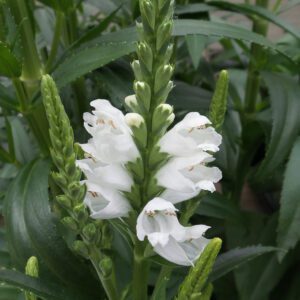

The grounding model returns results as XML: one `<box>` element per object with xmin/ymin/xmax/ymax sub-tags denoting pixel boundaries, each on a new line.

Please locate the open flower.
<box><xmin>137</xmin><ymin>197</ymin><xmax>210</xmax><ymax>266</ymax></box>
<box><xmin>159</xmin><ymin>112</ymin><xmax>222</xmax><ymax>157</ymax></box>
<box><xmin>80</xmin><ymin>99</ymin><xmax>139</xmax><ymax>164</ymax></box>
<box><xmin>156</xmin><ymin>152</ymin><xmax>222</xmax><ymax>203</ymax></box>
<box><xmin>76</xmin><ymin>159</ymin><xmax>132</xmax><ymax>219</ymax></box>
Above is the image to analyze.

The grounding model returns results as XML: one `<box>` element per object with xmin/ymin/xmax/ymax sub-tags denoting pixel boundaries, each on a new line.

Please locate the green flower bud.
<box><xmin>68</xmin><ymin>181</ymin><xmax>83</xmax><ymax>199</ymax></box>
<box><xmin>73</xmin><ymin>203</ymin><xmax>89</xmax><ymax>222</ymax></box>
<box><xmin>156</xmin><ymin>81</ymin><xmax>174</xmax><ymax>104</ymax></box>
<box><xmin>25</xmin><ymin>257</ymin><xmax>39</xmax><ymax>278</ymax></box>
<box><xmin>137</xmin><ymin>42</ymin><xmax>153</xmax><ymax>72</ymax></box>
<box><xmin>25</xmin><ymin>257</ymin><xmax>39</xmax><ymax>300</ymax></box>
<box><xmin>61</xmin><ymin>216</ymin><xmax>78</xmax><ymax>231</ymax></box>
<box><xmin>125</xmin><ymin>113</ymin><xmax>147</xmax><ymax>148</ymax></box>
<box><xmin>209</xmin><ymin>70</ymin><xmax>229</xmax><ymax>132</ymax></box>
<box><xmin>73</xmin><ymin>240</ymin><xmax>89</xmax><ymax>258</ymax></box>
<box><xmin>134</xmin><ymin>81</ymin><xmax>151</xmax><ymax>111</ymax></box>
<box><xmin>56</xmin><ymin>194</ymin><xmax>72</xmax><ymax>209</ymax></box>
<box><xmin>131</xmin><ymin>60</ymin><xmax>143</xmax><ymax>81</ymax></box>
<box><xmin>157</xmin><ymin>21</ymin><xmax>173</xmax><ymax>51</ymax></box>
<box><xmin>82</xmin><ymin>223</ymin><xmax>100</xmax><ymax>244</ymax></box>
<box><xmin>140</xmin><ymin>0</ymin><xmax>155</xmax><ymax>30</ymax></box>
<box><xmin>152</xmin><ymin>103</ymin><xmax>175</xmax><ymax>133</ymax></box>
<box><xmin>99</xmin><ymin>257</ymin><xmax>113</xmax><ymax>278</ymax></box>
<box><xmin>154</xmin><ymin>64</ymin><xmax>174</xmax><ymax>93</ymax></box>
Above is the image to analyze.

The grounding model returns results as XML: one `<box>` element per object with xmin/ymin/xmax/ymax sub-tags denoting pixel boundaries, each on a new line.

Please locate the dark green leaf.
<box><xmin>277</xmin><ymin>137</ymin><xmax>300</xmax><ymax>260</ymax></box>
<box><xmin>0</xmin><ymin>83</ymin><xmax>18</xmax><ymax>111</ymax></box>
<box><xmin>254</xmin><ymin>73</ymin><xmax>300</xmax><ymax>181</ymax></box>
<box><xmin>175</xmin><ymin>3</ymin><xmax>215</xmax><ymax>14</ymax></box>
<box><xmin>208</xmin><ymin>1</ymin><xmax>300</xmax><ymax>40</ymax></box>
<box><xmin>0</xmin><ymin>42</ymin><xmax>21</xmax><ymax>78</ymax></box>
<box><xmin>210</xmin><ymin>246</ymin><xmax>281</xmax><ymax>281</ymax></box>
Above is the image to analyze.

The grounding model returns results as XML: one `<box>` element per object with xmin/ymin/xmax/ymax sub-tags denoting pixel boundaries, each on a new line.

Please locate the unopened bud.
<box><xmin>73</xmin><ymin>203</ymin><xmax>89</xmax><ymax>222</ymax></box>
<box><xmin>157</xmin><ymin>21</ymin><xmax>173</xmax><ymax>51</ymax></box>
<box><xmin>125</xmin><ymin>113</ymin><xmax>147</xmax><ymax>148</ymax></box>
<box><xmin>134</xmin><ymin>81</ymin><xmax>151</xmax><ymax>111</ymax></box>
<box><xmin>82</xmin><ymin>223</ymin><xmax>99</xmax><ymax>243</ymax></box>
<box><xmin>56</xmin><ymin>194</ymin><xmax>72</xmax><ymax>209</ymax></box>
<box><xmin>140</xmin><ymin>0</ymin><xmax>155</xmax><ymax>29</ymax></box>
<box><xmin>137</xmin><ymin>42</ymin><xmax>153</xmax><ymax>72</ymax></box>
<box><xmin>61</xmin><ymin>216</ymin><xmax>78</xmax><ymax>231</ymax></box>
<box><xmin>156</xmin><ymin>81</ymin><xmax>174</xmax><ymax>104</ymax></box>
<box><xmin>154</xmin><ymin>64</ymin><xmax>174</xmax><ymax>93</ymax></box>
<box><xmin>73</xmin><ymin>240</ymin><xmax>89</xmax><ymax>258</ymax></box>
<box><xmin>99</xmin><ymin>257</ymin><xmax>113</xmax><ymax>278</ymax></box>
<box><xmin>131</xmin><ymin>60</ymin><xmax>143</xmax><ymax>81</ymax></box>
<box><xmin>152</xmin><ymin>104</ymin><xmax>174</xmax><ymax>134</ymax></box>
<box><xmin>25</xmin><ymin>257</ymin><xmax>39</xmax><ymax>278</ymax></box>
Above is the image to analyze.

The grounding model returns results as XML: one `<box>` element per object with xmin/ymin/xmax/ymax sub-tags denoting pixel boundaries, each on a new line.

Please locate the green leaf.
<box><xmin>277</xmin><ymin>137</ymin><xmax>300</xmax><ymax>260</ymax></box>
<box><xmin>197</xmin><ymin>193</ymin><xmax>241</xmax><ymax>221</ymax></box>
<box><xmin>210</xmin><ymin>246</ymin><xmax>281</xmax><ymax>281</ymax></box>
<box><xmin>0</xmin><ymin>83</ymin><xmax>18</xmax><ymax>111</ymax></box>
<box><xmin>185</xmin><ymin>35</ymin><xmax>208</xmax><ymax>69</ymax></box>
<box><xmin>0</xmin><ymin>284</ymin><xmax>22</xmax><ymax>300</ymax></box>
<box><xmin>0</xmin><ymin>42</ymin><xmax>21</xmax><ymax>78</ymax></box>
<box><xmin>53</xmin><ymin>41</ymin><xmax>136</xmax><ymax>88</ymax></box>
<box><xmin>254</xmin><ymin>73</ymin><xmax>300</xmax><ymax>182</ymax></box>
<box><xmin>0</xmin><ymin>269</ymin><xmax>86</xmax><ymax>300</ymax></box>
<box><xmin>38</xmin><ymin>0</ymin><xmax>73</xmax><ymax>12</ymax></box>
<box><xmin>207</xmin><ymin>1</ymin><xmax>300</xmax><ymax>40</ymax></box>
<box><xmin>4</xmin><ymin>160</ymin><xmax>103</xmax><ymax>299</ymax></box>
<box><xmin>175</xmin><ymin>3</ymin><xmax>214</xmax><ymax>14</ymax></box>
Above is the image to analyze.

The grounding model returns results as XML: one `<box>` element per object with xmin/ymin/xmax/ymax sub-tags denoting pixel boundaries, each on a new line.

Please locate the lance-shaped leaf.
<box><xmin>176</xmin><ymin>238</ymin><xmax>222</xmax><ymax>300</ymax></box>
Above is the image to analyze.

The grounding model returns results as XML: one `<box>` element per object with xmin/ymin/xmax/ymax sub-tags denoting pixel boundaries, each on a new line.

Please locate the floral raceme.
<box><xmin>77</xmin><ymin>99</ymin><xmax>222</xmax><ymax>266</ymax></box>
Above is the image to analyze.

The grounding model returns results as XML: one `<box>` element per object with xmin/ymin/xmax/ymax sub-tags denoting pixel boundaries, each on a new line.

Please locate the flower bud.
<box><xmin>73</xmin><ymin>203</ymin><xmax>89</xmax><ymax>222</ymax></box>
<box><xmin>125</xmin><ymin>94</ymin><xmax>144</xmax><ymax>115</ymax></box>
<box><xmin>73</xmin><ymin>240</ymin><xmax>89</xmax><ymax>258</ymax></box>
<box><xmin>140</xmin><ymin>0</ymin><xmax>155</xmax><ymax>29</ymax></box>
<box><xmin>154</xmin><ymin>64</ymin><xmax>174</xmax><ymax>93</ymax></box>
<box><xmin>137</xmin><ymin>42</ymin><xmax>153</xmax><ymax>72</ymax></box>
<box><xmin>52</xmin><ymin>171</ymin><xmax>67</xmax><ymax>189</ymax></box>
<box><xmin>99</xmin><ymin>257</ymin><xmax>113</xmax><ymax>278</ymax></box>
<box><xmin>152</xmin><ymin>103</ymin><xmax>175</xmax><ymax>133</ymax></box>
<box><xmin>61</xmin><ymin>216</ymin><xmax>78</xmax><ymax>231</ymax></box>
<box><xmin>156</xmin><ymin>81</ymin><xmax>174</xmax><ymax>104</ymax></box>
<box><xmin>125</xmin><ymin>113</ymin><xmax>147</xmax><ymax>148</ymax></box>
<box><xmin>157</xmin><ymin>21</ymin><xmax>173</xmax><ymax>51</ymax></box>
<box><xmin>25</xmin><ymin>257</ymin><xmax>39</xmax><ymax>278</ymax></box>
<box><xmin>134</xmin><ymin>81</ymin><xmax>151</xmax><ymax>111</ymax></box>
<box><xmin>82</xmin><ymin>223</ymin><xmax>100</xmax><ymax>244</ymax></box>
<box><xmin>56</xmin><ymin>194</ymin><xmax>72</xmax><ymax>209</ymax></box>
<box><xmin>131</xmin><ymin>60</ymin><xmax>143</xmax><ymax>81</ymax></box>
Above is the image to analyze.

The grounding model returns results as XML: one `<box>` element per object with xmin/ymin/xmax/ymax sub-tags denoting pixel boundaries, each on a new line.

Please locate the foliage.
<box><xmin>0</xmin><ymin>0</ymin><xmax>299</xmax><ymax>299</ymax></box>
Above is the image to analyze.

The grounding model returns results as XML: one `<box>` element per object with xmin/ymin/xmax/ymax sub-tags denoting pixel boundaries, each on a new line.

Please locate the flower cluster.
<box><xmin>77</xmin><ymin>99</ymin><xmax>222</xmax><ymax>266</ymax></box>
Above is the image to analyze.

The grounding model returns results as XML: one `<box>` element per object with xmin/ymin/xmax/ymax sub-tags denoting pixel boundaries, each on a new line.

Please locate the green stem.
<box><xmin>89</xmin><ymin>249</ymin><xmax>119</xmax><ymax>300</ymax></box>
<box><xmin>244</xmin><ymin>0</ymin><xmax>269</xmax><ymax>113</ymax></box>
<box><xmin>45</xmin><ymin>11</ymin><xmax>64</xmax><ymax>73</ymax></box>
<box><xmin>133</xmin><ymin>241</ymin><xmax>149</xmax><ymax>300</ymax></box>
<box><xmin>151</xmin><ymin>266</ymin><xmax>172</xmax><ymax>299</ymax></box>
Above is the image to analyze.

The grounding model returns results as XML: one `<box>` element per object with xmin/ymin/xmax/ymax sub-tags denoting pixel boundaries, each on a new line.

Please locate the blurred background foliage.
<box><xmin>0</xmin><ymin>0</ymin><xmax>299</xmax><ymax>299</ymax></box>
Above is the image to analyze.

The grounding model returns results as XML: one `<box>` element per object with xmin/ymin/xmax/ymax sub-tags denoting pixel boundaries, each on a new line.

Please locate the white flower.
<box><xmin>136</xmin><ymin>197</ymin><xmax>210</xmax><ymax>266</ymax></box>
<box><xmin>156</xmin><ymin>152</ymin><xmax>222</xmax><ymax>203</ymax></box>
<box><xmin>76</xmin><ymin>159</ymin><xmax>132</xmax><ymax>219</ymax></box>
<box><xmin>80</xmin><ymin>99</ymin><xmax>139</xmax><ymax>164</ymax></box>
<box><xmin>159</xmin><ymin>112</ymin><xmax>222</xmax><ymax>157</ymax></box>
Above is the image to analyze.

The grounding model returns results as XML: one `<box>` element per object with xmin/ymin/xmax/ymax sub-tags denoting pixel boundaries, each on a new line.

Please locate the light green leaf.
<box><xmin>210</xmin><ymin>246</ymin><xmax>281</xmax><ymax>282</ymax></box>
<box><xmin>277</xmin><ymin>137</ymin><xmax>300</xmax><ymax>260</ymax></box>
<box><xmin>185</xmin><ymin>35</ymin><xmax>208</xmax><ymax>69</ymax></box>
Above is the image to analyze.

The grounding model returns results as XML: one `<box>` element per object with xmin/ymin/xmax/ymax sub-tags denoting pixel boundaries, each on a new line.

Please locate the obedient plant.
<box><xmin>40</xmin><ymin>1</ymin><xmax>228</xmax><ymax>299</ymax></box>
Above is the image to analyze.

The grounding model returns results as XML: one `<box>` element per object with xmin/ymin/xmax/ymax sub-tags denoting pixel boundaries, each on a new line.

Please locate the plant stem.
<box><xmin>133</xmin><ymin>240</ymin><xmax>149</xmax><ymax>300</ymax></box>
<box><xmin>46</xmin><ymin>11</ymin><xmax>64</xmax><ymax>73</ymax></box>
<box><xmin>244</xmin><ymin>0</ymin><xmax>269</xmax><ymax>113</ymax></box>
<box><xmin>89</xmin><ymin>247</ymin><xmax>119</xmax><ymax>300</ymax></box>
